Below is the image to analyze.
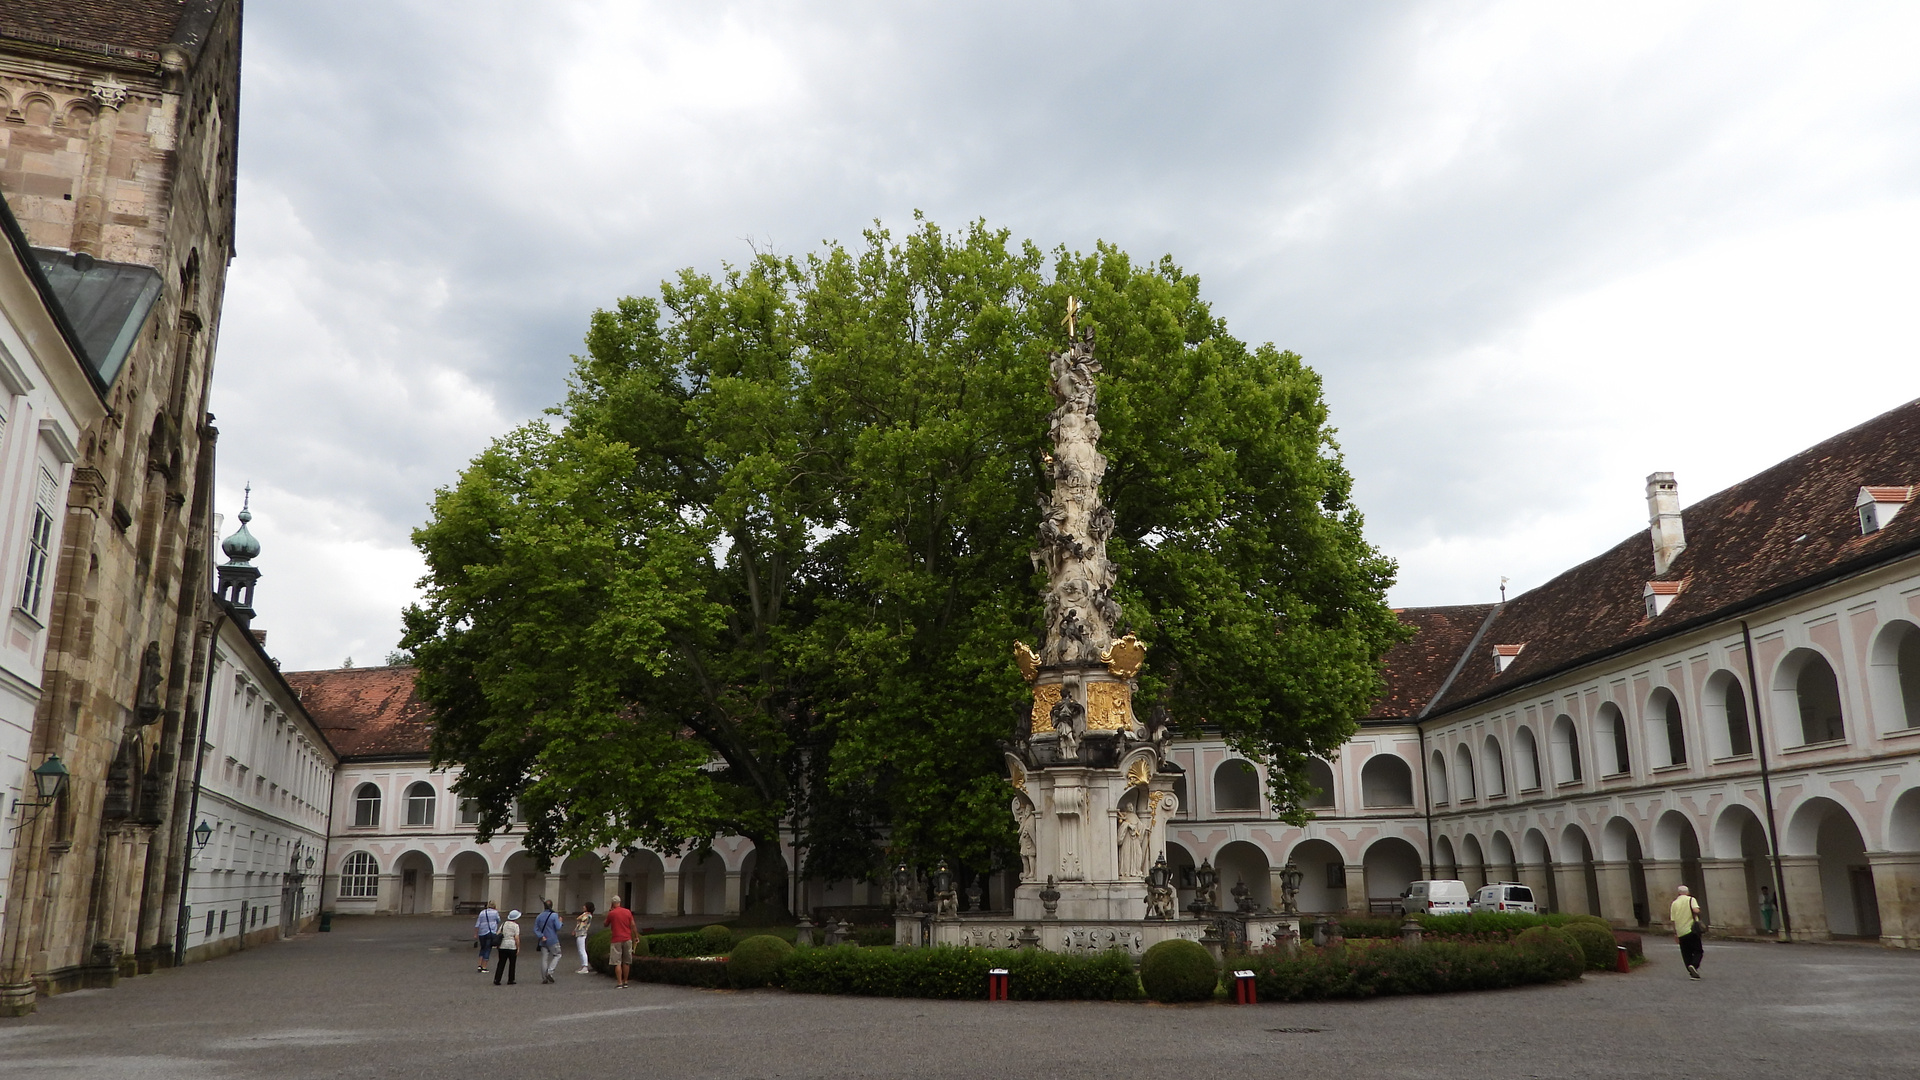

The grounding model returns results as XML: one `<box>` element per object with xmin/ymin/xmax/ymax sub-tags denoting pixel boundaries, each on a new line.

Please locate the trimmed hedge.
<box><xmin>585</xmin><ymin>929</ymin><xmax>651</xmax><ymax>974</ymax></box>
<box><xmin>781</xmin><ymin>945</ymin><xmax>1143</xmax><ymax>1001</ymax></box>
<box><xmin>700</xmin><ymin>924</ymin><xmax>735</xmax><ymax>950</ymax></box>
<box><xmin>1140</xmin><ymin>939</ymin><xmax>1219</xmax><ymax>1003</ymax></box>
<box><xmin>1562</xmin><ymin>921</ymin><xmax>1618</xmax><ymax>969</ymax></box>
<box><xmin>646</xmin><ymin>931</ymin><xmax>718</xmax><ymax>958</ymax></box>
<box><xmin>1613</xmin><ymin>930</ymin><xmax>1643</xmax><ymax>960</ymax></box>
<box><xmin>1244</xmin><ymin>936</ymin><xmax>1582</xmax><ymax>1001</ymax></box>
<box><xmin>631</xmin><ymin>956</ymin><xmax>730</xmax><ymax>988</ymax></box>
<box><xmin>730</xmin><ymin>935</ymin><xmax>794</xmax><ymax>988</ymax></box>
<box><xmin>1514</xmin><ymin>926</ymin><xmax>1586</xmax><ymax>981</ymax></box>
<box><xmin>1338</xmin><ymin>912</ymin><xmax>1621</xmax><ymax>942</ymax></box>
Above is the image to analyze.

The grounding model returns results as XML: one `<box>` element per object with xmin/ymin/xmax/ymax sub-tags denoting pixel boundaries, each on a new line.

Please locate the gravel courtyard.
<box><xmin>1</xmin><ymin>916</ymin><xmax>1915</xmax><ymax>1079</ymax></box>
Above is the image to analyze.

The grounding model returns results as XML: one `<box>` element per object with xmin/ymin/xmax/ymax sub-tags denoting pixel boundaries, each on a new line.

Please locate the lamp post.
<box><xmin>11</xmin><ymin>755</ymin><xmax>69</xmax><ymax>821</ymax></box>
<box><xmin>1189</xmin><ymin>858</ymin><xmax>1218</xmax><ymax>918</ymax></box>
<box><xmin>1280</xmin><ymin>861</ymin><xmax>1304</xmax><ymax>915</ymax></box>
<box><xmin>173</xmin><ymin>819</ymin><xmax>214</xmax><ymax>966</ymax></box>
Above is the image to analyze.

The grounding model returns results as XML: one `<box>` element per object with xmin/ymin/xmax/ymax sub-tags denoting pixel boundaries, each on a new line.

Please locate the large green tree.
<box><xmin>403</xmin><ymin>218</ymin><xmax>1405</xmax><ymax>918</ymax></box>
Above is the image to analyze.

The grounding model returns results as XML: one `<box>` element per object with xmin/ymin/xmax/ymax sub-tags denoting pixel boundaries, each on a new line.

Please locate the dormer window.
<box><xmin>1857</xmin><ymin>486</ymin><xmax>1913</xmax><ymax>535</ymax></box>
<box><xmin>1492</xmin><ymin>644</ymin><xmax>1524</xmax><ymax>672</ymax></box>
<box><xmin>1644</xmin><ymin>580</ymin><xmax>1684</xmax><ymax>618</ymax></box>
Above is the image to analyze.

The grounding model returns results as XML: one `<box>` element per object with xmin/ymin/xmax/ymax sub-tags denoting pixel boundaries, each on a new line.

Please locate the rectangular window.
<box><xmin>219</xmin><ymin>909</ymin><xmax>228</xmax><ymax>933</ymax></box>
<box><xmin>458</xmin><ymin>797</ymin><xmax>480</xmax><ymax>826</ymax></box>
<box><xmin>18</xmin><ymin>468</ymin><xmax>56</xmax><ymax>615</ymax></box>
<box><xmin>205</xmin><ymin>910</ymin><xmax>215</xmax><ymax>938</ymax></box>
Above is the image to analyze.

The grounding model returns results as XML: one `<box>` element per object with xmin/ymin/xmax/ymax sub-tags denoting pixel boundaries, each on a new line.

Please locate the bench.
<box><xmin>454</xmin><ymin>900</ymin><xmax>487</xmax><ymax>915</ymax></box>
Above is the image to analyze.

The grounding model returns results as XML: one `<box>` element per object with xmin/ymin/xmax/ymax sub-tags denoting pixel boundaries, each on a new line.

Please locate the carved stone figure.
<box><xmin>135</xmin><ymin>640</ymin><xmax>164</xmax><ymax>725</ymax></box>
<box><xmin>1033</xmin><ymin>324</ymin><xmax>1122</xmax><ymax>666</ymax></box>
<box><xmin>1145</xmin><ymin>880</ymin><xmax>1177</xmax><ymax>920</ymax></box>
<box><xmin>1115</xmin><ymin>808</ymin><xmax>1148</xmax><ymax>881</ymax></box>
<box><xmin>1014</xmin><ymin>797</ymin><xmax>1038</xmax><ymax>881</ymax></box>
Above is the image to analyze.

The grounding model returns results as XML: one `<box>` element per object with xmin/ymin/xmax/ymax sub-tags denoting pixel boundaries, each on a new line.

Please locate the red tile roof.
<box><xmin>1403</xmin><ymin>397</ymin><xmax>1920</xmax><ymax>720</ymax></box>
<box><xmin>1365</xmin><ymin>604</ymin><xmax>1497</xmax><ymax>721</ymax></box>
<box><xmin>282</xmin><ymin>666</ymin><xmax>435</xmax><ymax>761</ymax></box>
<box><xmin>0</xmin><ymin>0</ymin><xmax>200</xmax><ymax>61</ymax></box>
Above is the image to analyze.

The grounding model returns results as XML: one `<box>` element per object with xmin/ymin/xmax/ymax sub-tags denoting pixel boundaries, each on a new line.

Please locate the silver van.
<box><xmin>1472</xmin><ymin>882</ymin><xmax>1538</xmax><ymax>914</ymax></box>
<box><xmin>1402</xmin><ymin>879</ymin><xmax>1472</xmax><ymax>915</ymax></box>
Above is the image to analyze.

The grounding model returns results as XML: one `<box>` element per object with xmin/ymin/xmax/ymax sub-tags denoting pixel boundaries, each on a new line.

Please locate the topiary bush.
<box><xmin>647</xmin><ymin>931</ymin><xmax>716</xmax><ymax>958</ymax></box>
<box><xmin>1515</xmin><ymin>926</ymin><xmax>1585</xmax><ymax>981</ymax></box>
<box><xmin>1140</xmin><ymin>939</ymin><xmax>1218</xmax><ymax>1003</ymax></box>
<box><xmin>629</xmin><ymin>957</ymin><xmax>730</xmax><ymax>988</ymax></box>
<box><xmin>1561</xmin><ymin>921</ymin><xmax>1618</xmax><ymax>969</ymax></box>
<box><xmin>699</xmin><ymin>924</ymin><xmax>735</xmax><ymax>951</ymax></box>
<box><xmin>729</xmin><ymin>934</ymin><xmax>794</xmax><ymax>988</ymax></box>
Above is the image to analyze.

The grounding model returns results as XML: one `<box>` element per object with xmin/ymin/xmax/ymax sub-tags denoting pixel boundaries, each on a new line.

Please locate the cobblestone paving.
<box><xmin>1</xmin><ymin>916</ymin><xmax>1916</xmax><ymax>1079</ymax></box>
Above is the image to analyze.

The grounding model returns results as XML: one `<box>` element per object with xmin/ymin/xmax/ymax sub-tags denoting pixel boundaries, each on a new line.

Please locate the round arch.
<box><xmin>1214</xmin><ymin>839</ymin><xmax>1271</xmax><ymax>910</ymax></box>
<box><xmin>1482</xmin><ymin>735</ymin><xmax>1507</xmax><ymax>797</ymax></box>
<box><xmin>1303</xmin><ymin>757</ymin><xmax>1336</xmax><ymax>809</ymax></box>
<box><xmin>1362</xmin><ymin>836</ymin><xmax>1423</xmax><ymax>908</ymax></box>
<box><xmin>1433</xmin><ymin>834</ymin><xmax>1458</xmax><ymax>880</ymax></box>
<box><xmin>1166</xmin><ymin>840</ymin><xmax>1199</xmax><ymax>910</ymax></box>
<box><xmin>1785</xmin><ymin>796</ymin><xmax>1880</xmax><ymax>938</ymax></box>
<box><xmin>1869</xmin><ymin>620</ymin><xmax>1920</xmax><ymax>734</ymax></box>
<box><xmin>1549</xmin><ymin>714</ymin><xmax>1583</xmax><ymax>784</ymax></box>
<box><xmin>1459</xmin><ymin>833</ymin><xmax>1487</xmax><ymax>889</ymax></box>
<box><xmin>1887</xmin><ymin>788</ymin><xmax>1920</xmax><ymax>853</ymax></box>
<box><xmin>557</xmin><ymin>852</ymin><xmax>606</xmax><ymax>915</ymax></box>
<box><xmin>392</xmin><ymin>850</ymin><xmax>436</xmax><ymax>914</ymax></box>
<box><xmin>680</xmin><ymin>848</ymin><xmax>729</xmax><ymax>916</ymax></box>
<box><xmin>1773</xmin><ymin>647</ymin><xmax>1848</xmax><ymax>747</ymax></box>
<box><xmin>500</xmin><ymin>850</ymin><xmax>541</xmax><ymax>917</ymax></box>
<box><xmin>1360</xmin><ymin>753</ymin><xmax>1415</xmax><ymax>808</ymax></box>
<box><xmin>448</xmin><ymin>850</ymin><xmax>492</xmax><ymax>910</ymax></box>
<box><xmin>1514</xmin><ymin>727</ymin><xmax>1543</xmax><ymax>791</ymax></box>
<box><xmin>1559</xmin><ymin>824</ymin><xmax>1601</xmax><ymax>916</ymax></box>
<box><xmin>1428</xmin><ymin>749</ymin><xmax>1450</xmax><ymax>805</ymax></box>
<box><xmin>1594</xmin><ymin>702</ymin><xmax>1630</xmax><ymax>777</ymax></box>
<box><xmin>1453</xmin><ymin>743</ymin><xmax>1477</xmax><ymax>802</ymax></box>
<box><xmin>1488</xmin><ymin>831</ymin><xmax>1517</xmax><ymax>882</ymax></box>
<box><xmin>1646</xmin><ymin>687</ymin><xmax>1687</xmax><ymax>768</ymax></box>
<box><xmin>1213</xmin><ymin>759</ymin><xmax>1262</xmax><ymax>812</ymax></box>
<box><xmin>1702</xmin><ymin>669</ymin><xmax>1755</xmax><ymax>759</ymax></box>
<box><xmin>1282</xmin><ymin>838</ymin><xmax>1346</xmax><ymax>914</ymax></box>
<box><xmin>1601</xmin><ymin>817</ymin><xmax>1650</xmax><ymax>926</ymax></box>
<box><xmin>1652</xmin><ymin>810</ymin><xmax>1707</xmax><ymax>921</ymax></box>
<box><xmin>1711</xmin><ymin>802</ymin><xmax>1775</xmax><ymax>933</ymax></box>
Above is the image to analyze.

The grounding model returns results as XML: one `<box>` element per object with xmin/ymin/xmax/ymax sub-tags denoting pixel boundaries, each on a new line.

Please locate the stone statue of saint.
<box><xmin>1014</xmin><ymin>797</ymin><xmax>1038</xmax><ymax>881</ymax></box>
<box><xmin>1115</xmin><ymin>808</ymin><xmax>1149</xmax><ymax>881</ymax></box>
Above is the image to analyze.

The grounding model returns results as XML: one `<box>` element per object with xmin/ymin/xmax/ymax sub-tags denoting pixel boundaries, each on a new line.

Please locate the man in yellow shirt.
<box><xmin>1670</xmin><ymin>885</ymin><xmax>1704</xmax><ymax>980</ymax></box>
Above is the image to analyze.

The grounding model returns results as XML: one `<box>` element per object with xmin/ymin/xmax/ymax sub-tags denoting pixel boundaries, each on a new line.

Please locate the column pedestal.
<box><xmin>1552</xmin><ymin>863</ymin><xmax>1590</xmax><ymax>916</ymax></box>
<box><xmin>488</xmin><ymin>873</ymin><xmax>509</xmax><ymax>911</ymax></box>
<box><xmin>661</xmin><ymin>872</ymin><xmax>682</xmax><ymax>916</ymax></box>
<box><xmin>1867</xmin><ymin>853</ymin><xmax>1920</xmax><ymax>949</ymax></box>
<box><xmin>1517</xmin><ymin>862</ymin><xmax>1554</xmax><ymax>914</ymax></box>
<box><xmin>601</xmin><ymin>872</ymin><xmax>622</xmax><ymax>915</ymax></box>
<box><xmin>723</xmin><ymin>871</ymin><xmax>743</xmax><ymax>916</ymax></box>
<box><xmin>1594</xmin><ymin>861</ymin><xmax>1636</xmax><ymax>927</ymax></box>
<box><xmin>1699</xmin><ymin>858</ymin><xmax>1753</xmax><ymax>934</ymax></box>
<box><xmin>430</xmin><ymin>873</ymin><xmax>455</xmax><ymax>916</ymax></box>
<box><xmin>1779</xmin><ymin>855</ymin><xmax>1827</xmax><ymax>940</ymax></box>
<box><xmin>1343</xmin><ymin>862</ymin><xmax>1369</xmax><ymax>915</ymax></box>
<box><xmin>1643</xmin><ymin>859</ymin><xmax>1683</xmax><ymax>931</ymax></box>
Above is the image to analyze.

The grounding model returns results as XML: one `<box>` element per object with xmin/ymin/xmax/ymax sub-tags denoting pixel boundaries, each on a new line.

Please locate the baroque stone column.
<box><xmin>1343</xmin><ymin>862</ymin><xmax>1369</xmax><ymax>915</ymax></box>
<box><xmin>659</xmin><ymin>871</ymin><xmax>681</xmax><ymax>916</ymax></box>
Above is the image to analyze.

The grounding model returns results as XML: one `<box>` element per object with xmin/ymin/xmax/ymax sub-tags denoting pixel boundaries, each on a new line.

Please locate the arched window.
<box><xmin>1596</xmin><ymin>703</ymin><xmax>1630</xmax><ymax>776</ymax></box>
<box><xmin>1721</xmin><ymin>674</ymin><xmax>1753</xmax><ymax>757</ymax></box>
<box><xmin>1453</xmin><ymin>744</ymin><xmax>1477</xmax><ymax>801</ymax></box>
<box><xmin>1482</xmin><ymin>735</ymin><xmax>1506</xmax><ymax>797</ymax></box>
<box><xmin>1648</xmin><ymin>687</ymin><xmax>1686</xmax><ymax>766</ymax></box>
<box><xmin>1303</xmin><ymin>758</ymin><xmax>1336</xmax><ymax>809</ymax></box>
<box><xmin>1171</xmin><ymin>774</ymin><xmax>1189</xmax><ymax>816</ymax></box>
<box><xmin>1360</xmin><ymin>754</ymin><xmax>1415</xmax><ymax>808</ymax></box>
<box><xmin>1514</xmin><ymin>727</ymin><xmax>1542</xmax><ymax>791</ymax></box>
<box><xmin>1869</xmin><ymin>621</ymin><xmax>1920</xmax><ymax>730</ymax></box>
<box><xmin>352</xmin><ymin>783</ymin><xmax>381</xmax><ymax>828</ymax></box>
<box><xmin>340</xmin><ymin>852</ymin><xmax>380</xmax><ymax>898</ymax></box>
<box><xmin>1777</xmin><ymin>648</ymin><xmax>1846</xmax><ymax>745</ymax></box>
<box><xmin>1428</xmin><ymin>749</ymin><xmax>1450</xmax><ymax>804</ymax></box>
<box><xmin>1550</xmin><ymin>714</ymin><xmax>1582</xmax><ymax>783</ymax></box>
<box><xmin>1213</xmin><ymin>760</ymin><xmax>1261</xmax><ymax>812</ymax></box>
<box><xmin>405</xmin><ymin>782</ymin><xmax>436</xmax><ymax>827</ymax></box>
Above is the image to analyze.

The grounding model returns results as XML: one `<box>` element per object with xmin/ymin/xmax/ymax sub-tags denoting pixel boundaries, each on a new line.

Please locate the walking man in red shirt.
<box><xmin>604</xmin><ymin>896</ymin><xmax>636</xmax><ymax>988</ymax></box>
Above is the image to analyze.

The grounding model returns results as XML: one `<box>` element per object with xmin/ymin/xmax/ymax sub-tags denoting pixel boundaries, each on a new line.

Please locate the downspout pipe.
<box><xmin>1740</xmin><ymin>619</ymin><xmax>1792</xmax><ymax>942</ymax></box>
<box><xmin>1416</xmin><ymin>604</ymin><xmax>1504</xmax><ymax>877</ymax></box>
<box><xmin>173</xmin><ymin>611</ymin><xmax>227</xmax><ymax>965</ymax></box>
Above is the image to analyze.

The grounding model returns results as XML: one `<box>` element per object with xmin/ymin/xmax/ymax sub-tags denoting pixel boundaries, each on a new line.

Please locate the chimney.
<box><xmin>1647</xmin><ymin>471</ymin><xmax>1685</xmax><ymax>575</ymax></box>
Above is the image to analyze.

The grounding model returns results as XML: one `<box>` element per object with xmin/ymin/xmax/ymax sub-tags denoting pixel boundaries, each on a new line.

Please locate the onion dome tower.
<box><xmin>217</xmin><ymin>483</ymin><xmax>261</xmax><ymax>628</ymax></box>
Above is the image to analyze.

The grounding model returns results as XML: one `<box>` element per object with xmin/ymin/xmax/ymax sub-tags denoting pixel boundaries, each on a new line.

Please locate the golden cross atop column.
<box><xmin>1062</xmin><ymin>295</ymin><xmax>1080</xmax><ymax>337</ymax></box>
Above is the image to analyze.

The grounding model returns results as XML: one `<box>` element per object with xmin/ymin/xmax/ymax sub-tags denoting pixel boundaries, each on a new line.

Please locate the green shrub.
<box><xmin>730</xmin><ymin>935</ymin><xmax>794</xmax><ymax>988</ymax></box>
<box><xmin>699</xmin><ymin>924</ymin><xmax>735</xmax><ymax>950</ymax></box>
<box><xmin>780</xmin><ymin>945</ymin><xmax>1142</xmax><ymax>1000</ymax></box>
<box><xmin>1245</xmin><ymin>936</ymin><xmax>1581</xmax><ymax>1001</ymax></box>
<box><xmin>1332</xmin><ymin>917</ymin><xmax>1400</xmax><ymax>939</ymax></box>
<box><xmin>853</xmin><ymin>927</ymin><xmax>895</xmax><ymax>947</ymax></box>
<box><xmin>1561</xmin><ymin>921</ymin><xmax>1618</xmax><ymax>969</ymax></box>
<box><xmin>728</xmin><ymin>925</ymin><xmax>800</xmax><ymax>947</ymax></box>
<box><xmin>1414</xmin><ymin>912</ymin><xmax>1547</xmax><ymax>937</ymax></box>
<box><xmin>586</xmin><ymin>929</ymin><xmax>611</xmax><ymax>974</ymax></box>
<box><xmin>1613</xmin><ymin>930</ymin><xmax>1643</xmax><ymax>960</ymax></box>
<box><xmin>1515</xmin><ymin>926</ymin><xmax>1585</xmax><ymax>981</ymax></box>
<box><xmin>1140</xmin><ymin>939</ymin><xmax>1218</xmax><ymax>1003</ymax></box>
<box><xmin>629</xmin><ymin>956</ymin><xmax>730</xmax><ymax>988</ymax></box>
<box><xmin>647</xmin><ymin>931</ymin><xmax>716</xmax><ymax>958</ymax></box>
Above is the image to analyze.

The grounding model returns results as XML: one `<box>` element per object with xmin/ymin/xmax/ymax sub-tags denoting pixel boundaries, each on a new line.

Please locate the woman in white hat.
<box><xmin>493</xmin><ymin>909</ymin><xmax>522</xmax><ymax>985</ymax></box>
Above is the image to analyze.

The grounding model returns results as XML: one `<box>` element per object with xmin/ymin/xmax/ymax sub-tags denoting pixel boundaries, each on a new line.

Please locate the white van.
<box><xmin>1402</xmin><ymin>879</ymin><xmax>1472</xmax><ymax>915</ymax></box>
<box><xmin>1472</xmin><ymin>882</ymin><xmax>1538</xmax><ymax>914</ymax></box>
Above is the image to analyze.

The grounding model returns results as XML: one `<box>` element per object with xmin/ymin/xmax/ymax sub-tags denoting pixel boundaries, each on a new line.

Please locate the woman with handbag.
<box><xmin>573</xmin><ymin>901</ymin><xmax>595</xmax><ymax>974</ymax></box>
<box><xmin>473</xmin><ymin>901</ymin><xmax>502</xmax><ymax>973</ymax></box>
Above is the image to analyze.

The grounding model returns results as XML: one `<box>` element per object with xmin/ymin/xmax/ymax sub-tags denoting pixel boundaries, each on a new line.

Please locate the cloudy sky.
<box><xmin>212</xmin><ymin>1</ymin><xmax>1920</xmax><ymax>672</ymax></box>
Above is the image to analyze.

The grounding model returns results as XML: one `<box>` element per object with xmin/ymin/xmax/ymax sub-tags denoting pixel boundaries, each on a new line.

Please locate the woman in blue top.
<box><xmin>474</xmin><ymin>901</ymin><xmax>503</xmax><ymax>973</ymax></box>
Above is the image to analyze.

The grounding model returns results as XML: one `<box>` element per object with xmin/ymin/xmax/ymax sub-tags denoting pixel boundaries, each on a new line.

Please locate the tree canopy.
<box><xmin>402</xmin><ymin>217</ymin><xmax>1405</xmax><ymax>917</ymax></box>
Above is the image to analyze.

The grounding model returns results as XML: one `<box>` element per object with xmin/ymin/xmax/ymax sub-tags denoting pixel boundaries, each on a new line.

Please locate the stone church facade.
<box><xmin>0</xmin><ymin>0</ymin><xmax>242</xmax><ymax>1013</ymax></box>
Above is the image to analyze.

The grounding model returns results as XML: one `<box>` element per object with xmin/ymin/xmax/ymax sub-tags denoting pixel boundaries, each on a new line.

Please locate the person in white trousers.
<box><xmin>574</xmin><ymin>901</ymin><xmax>596</xmax><ymax>974</ymax></box>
